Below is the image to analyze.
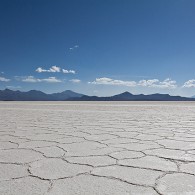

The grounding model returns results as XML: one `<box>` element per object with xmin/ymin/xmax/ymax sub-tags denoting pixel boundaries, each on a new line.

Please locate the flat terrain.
<box><xmin>1</xmin><ymin>102</ymin><xmax>195</xmax><ymax>195</ymax></box>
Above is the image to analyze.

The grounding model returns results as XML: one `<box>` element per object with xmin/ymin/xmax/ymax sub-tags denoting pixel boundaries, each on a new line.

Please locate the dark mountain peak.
<box><xmin>150</xmin><ymin>93</ymin><xmax>171</xmax><ymax>98</ymax></box>
<box><xmin>60</xmin><ymin>90</ymin><xmax>78</xmax><ymax>95</ymax></box>
<box><xmin>153</xmin><ymin>93</ymin><xmax>169</xmax><ymax>95</ymax></box>
<box><xmin>3</xmin><ymin>88</ymin><xmax>13</xmax><ymax>92</ymax></box>
<box><xmin>51</xmin><ymin>90</ymin><xmax>83</xmax><ymax>100</ymax></box>
<box><xmin>47</xmin><ymin>90</ymin><xmax>83</xmax><ymax>101</ymax></box>
<box><xmin>63</xmin><ymin>90</ymin><xmax>74</xmax><ymax>93</ymax></box>
<box><xmin>119</xmin><ymin>91</ymin><xmax>133</xmax><ymax>95</ymax></box>
<box><xmin>28</xmin><ymin>89</ymin><xmax>41</xmax><ymax>92</ymax></box>
<box><xmin>1</xmin><ymin>89</ymin><xmax>17</xmax><ymax>95</ymax></box>
<box><xmin>113</xmin><ymin>91</ymin><xmax>133</xmax><ymax>99</ymax></box>
<box><xmin>28</xmin><ymin>89</ymin><xmax>45</xmax><ymax>93</ymax></box>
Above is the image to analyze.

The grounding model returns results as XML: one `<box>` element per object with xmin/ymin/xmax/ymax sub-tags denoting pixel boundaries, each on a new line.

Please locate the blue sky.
<box><xmin>0</xmin><ymin>0</ymin><xmax>195</xmax><ymax>96</ymax></box>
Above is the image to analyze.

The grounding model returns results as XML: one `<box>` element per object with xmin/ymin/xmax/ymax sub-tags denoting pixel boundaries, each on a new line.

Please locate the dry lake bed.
<box><xmin>1</xmin><ymin>101</ymin><xmax>195</xmax><ymax>195</ymax></box>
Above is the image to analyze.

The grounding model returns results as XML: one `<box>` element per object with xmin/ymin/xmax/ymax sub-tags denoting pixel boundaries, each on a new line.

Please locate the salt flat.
<box><xmin>0</xmin><ymin>101</ymin><xmax>195</xmax><ymax>195</ymax></box>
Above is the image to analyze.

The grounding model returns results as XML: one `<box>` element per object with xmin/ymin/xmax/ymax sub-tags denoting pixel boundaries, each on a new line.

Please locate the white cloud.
<box><xmin>69</xmin><ymin>45</ymin><xmax>79</xmax><ymax>50</ymax></box>
<box><xmin>36</xmin><ymin>66</ymin><xmax>76</xmax><ymax>74</ymax></box>
<box><xmin>89</xmin><ymin>77</ymin><xmax>177</xmax><ymax>89</ymax></box>
<box><xmin>0</xmin><ymin>76</ymin><xmax>10</xmax><ymax>82</ymax></box>
<box><xmin>138</xmin><ymin>78</ymin><xmax>177</xmax><ymax>89</ymax></box>
<box><xmin>62</xmin><ymin>69</ymin><xmax>76</xmax><ymax>74</ymax></box>
<box><xmin>88</xmin><ymin>77</ymin><xmax>136</xmax><ymax>87</ymax></box>
<box><xmin>22</xmin><ymin>76</ymin><xmax>61</xmax><ymax>83</ymax></box>
<box><xmin>42</xmin><ymin>77</ymin><xmax>62</xmax><ymax>83</ymax></box>
<box><xmin>69</xmin><ymin>79</ymin><xmax>81</xmax><ymax>83</ymax></box>
<box><xmin>160</xmin><ymin>78</ymin><xmax>177</xmax><ymax>89</ymax></box>
<box><xmin>36</xmin><ymin>66</ymin><xmax>61</xmax><ymax>73</ymax></box>
<box><xmin>138</xmin><ymin>79</ymin><xmax>159</xmax><ymax>87</ymax></box>
<box><xmin>182</xmin><ymin>79</ymin><xmax>195</xmax><ymax>88</ymax></box>
<box><xmin>22</xmin><ymin>76</ymin><xmax>38</xmax><ymax>82</ymax></box>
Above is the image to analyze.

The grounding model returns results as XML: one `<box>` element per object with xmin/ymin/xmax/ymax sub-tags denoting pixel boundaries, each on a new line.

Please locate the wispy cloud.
<box><xmin>22</xmin><ymin>76</ymin><xmax>62</xmax><ymax>83</ymax></box>
<box><xmin>22</xmin><ymin>76</ymin><xmax>40</xmax><ymax>83</ymax></box>
<box><xmin>42</xmin><ymin>77</ymin><xmax>62</xmax><ymax>83</ymax></box>
<box><xmin>36</xmin><ymin>66</ymin><xmax>61</xmax><ymax>73</ymax></box>
<box><xmin>89</xmin><ymin>77</ymin><xmax>177</xmax><ymax>89</ymax></box>
<box><xmin>6</xmin><ymin>86</ymin><xmax>21</xmax><ymax>89</ymax></box>
<box><xmin>62</xmin><ymin>69</ymin><xmax>76</xmax><ymax>74</ymax></box>
<box><xmin>69</xmin><ymin>79</ymin><xmax>81</xmax><ymax>83</ymax></box>
<box><xmin>69</xmin><ymin>45</ymin><xmax>79</xmax><ymax>51</ymax></box>
<box><xmin>182</xmin><ymin>79</ymin><xmax>195</xmax><ymax>88</ymax></box>
<box><xmin>0</xmin><ymin>76</ymin><xmax>10</xmax><ymax>82</ymax></box>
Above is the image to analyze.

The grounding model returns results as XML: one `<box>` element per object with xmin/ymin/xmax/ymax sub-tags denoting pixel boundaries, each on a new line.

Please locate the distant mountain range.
<box><xmin>0</xmin><ymin>89</ymin><xmax>195</xmax><ymax>101</ymax></box>
<box><xmin>0</xmin><ymin>89</ymin><xmax>83</xmax><ymax>101</ymax></box>
<box><xmin>69</xmin><ymin>91</ymin><xmax>195</xmax><ymax>101</ymax></box>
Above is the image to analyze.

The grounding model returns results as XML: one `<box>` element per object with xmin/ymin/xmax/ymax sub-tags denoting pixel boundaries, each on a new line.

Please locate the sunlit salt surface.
<box><xmin>0</xmin><ymin>101</ymin><xmax>195</xmax><ymax>195</ymax></box>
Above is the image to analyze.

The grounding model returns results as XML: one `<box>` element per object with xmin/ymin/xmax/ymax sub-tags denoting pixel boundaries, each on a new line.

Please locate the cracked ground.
<box><xmin>0</xmin><ymin>102</ymin><xmax>195</xmax><ymax>195</ymax></box>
